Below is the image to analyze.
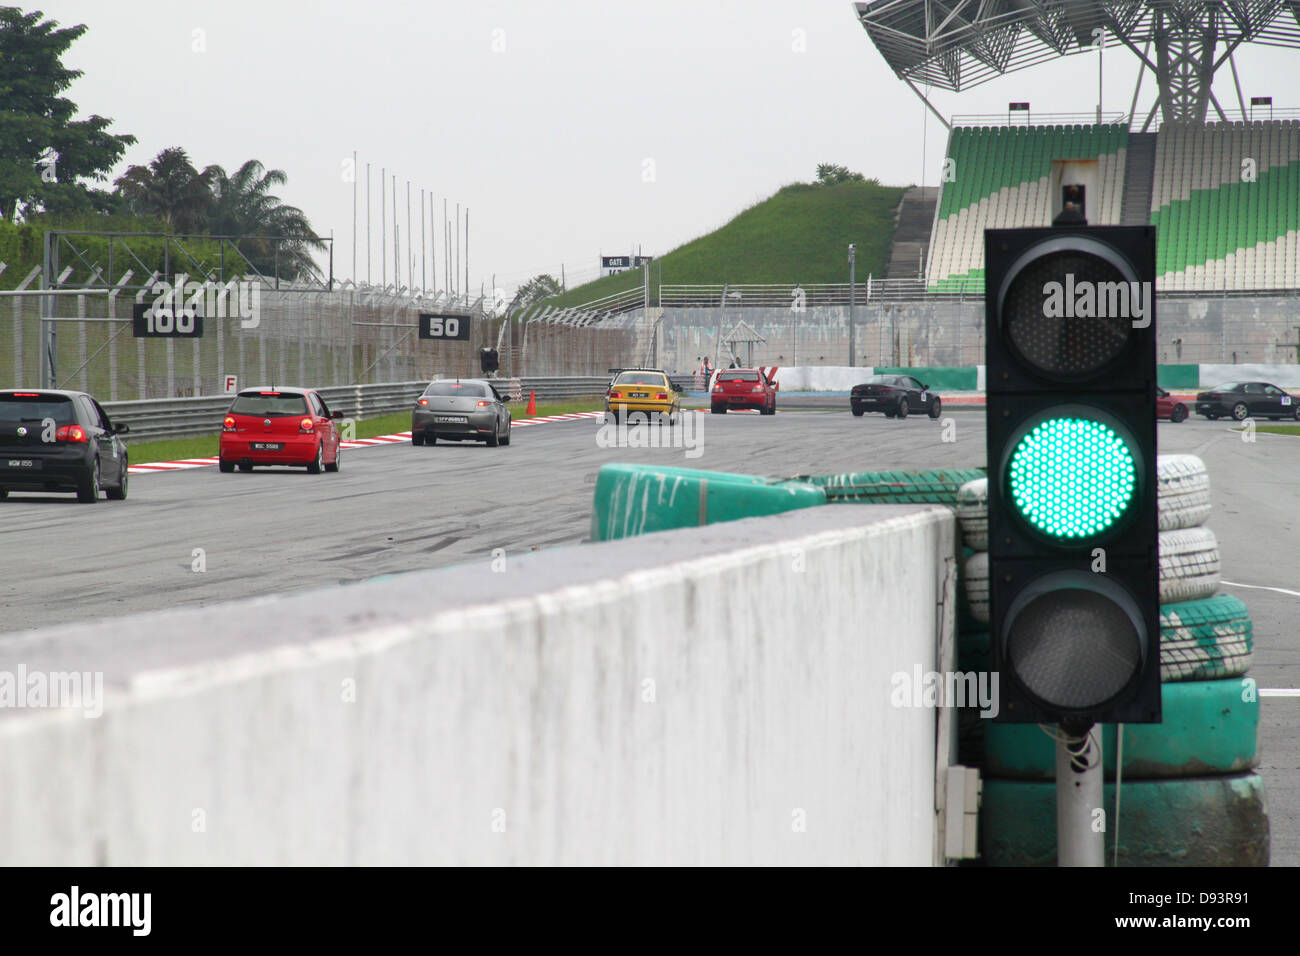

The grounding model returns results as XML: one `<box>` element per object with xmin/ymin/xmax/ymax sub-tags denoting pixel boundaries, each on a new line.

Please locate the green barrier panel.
<box><xmin>796</xmin><ymin>468</ymin><xmax>987</xmax><ymax>504</ymax></box>
<box><xmin>1157</xmin><ymin>364</ymin><xmax>1200</xmax><ymax>388</ymax></box>
<box><xmin>981</xmin><ymin>773</ymin><xmax>1269</xmax><ymax>866</ymax></box>
<box><xmin>590</xmin><ymin>464</ymin><xmax>827</xmax><ymax>542</ymax></box>
<box><xmin>873</xmin><ymin>367</ymin><xmax>979</xmax><ymax>391</ymax></box>
<box><xmin>984</xmin><ymin>678</ymin><xmax>1259</xmax><ymax>780</ymax></box>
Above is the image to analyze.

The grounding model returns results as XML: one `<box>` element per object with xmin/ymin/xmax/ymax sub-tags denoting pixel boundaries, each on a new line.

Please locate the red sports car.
<box><xmin>219</xmin><ymin>387</ymin><xmax>344</xmax><ymax>473</ymax></box>
<box><xmin>711</xmin><ymin>368</ymin><xmax>777</xmax><ymax>414</ymax></box>
<box><xmin>1156</xmin><ymin>387</ymin><xmax>1189</xmax><ymax>423</ymax></box>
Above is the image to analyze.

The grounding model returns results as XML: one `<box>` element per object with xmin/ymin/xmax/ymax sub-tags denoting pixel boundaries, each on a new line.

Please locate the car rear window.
<box><xmin>720</xmin><ymin>371</ymin><xmax>759</xmax><ymax>382</ymax></box>
<box><xmin>423</xmin><ymin>382</ymin><xmax>490</xmax><ymax>397</ymax></box>
<box><xmin>614</xmin><ymin>373</ymin><xmax>666</xmax><ymax>386</ymax></box>
<box><xmin>0</xmin><ymin>393</ymin><xmax>76</xmax><ymax>424</ymax></box>
<box><xmin>230</xmin><ymin>392</ymin><xmax>309</xmax><ymax>417</ymax></box>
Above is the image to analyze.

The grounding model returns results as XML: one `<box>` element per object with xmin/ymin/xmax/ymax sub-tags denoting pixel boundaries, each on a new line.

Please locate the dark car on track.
<box><xmin>711</xmin><ymin>368</ymin><xmax>777</xmax><ymax>414</ymax></box>
<box><xmin>0</xmin><ymin>389</ymin><xmax>130</xmax><ymax>502</ymax></box>
<box><xmin>850</xmin><ymin>375</ymin><xmax>941</xmax><ymax>419</ymax></box>
<box><xmin>1157</xmin><ymin>387</ymin><xmax>1189</xmax><ymax>423</ymax></box>
<box><xmin>412</xmin><ymin>379</ymin><xmax>512</xmax><ymax>446</ymax></box>
<box><xmin>219</xmin><ymin>386</ymin><xmax>344</xmax><ymax>473</ymax></box>
<box><xmin>1195</xmin><ymin>381</ymin><xmax>1300</xmax><ymax>421</ymax></box>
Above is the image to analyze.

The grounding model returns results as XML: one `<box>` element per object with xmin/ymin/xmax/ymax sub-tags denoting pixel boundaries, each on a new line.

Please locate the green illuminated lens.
<box><xmin>1008</xmin><ymin>417</ymin><xmax>1136</xmax><ymax>539</ymax></box>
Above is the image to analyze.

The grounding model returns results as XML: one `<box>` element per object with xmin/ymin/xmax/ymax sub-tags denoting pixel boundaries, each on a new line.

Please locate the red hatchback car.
<box><xmin>1156</xmin><ymin>386</ymin><xmax>1189</xmax><ymax>423</ymax></box>
<box><xmin>711</xmin><ymin>368</ymin><xmax>777</xmax><ymax>414</ymax></box>
<box><xmin>219</xmin><ymin>387</ymin><xmax>343</xmax><ymax>473</ymax></box>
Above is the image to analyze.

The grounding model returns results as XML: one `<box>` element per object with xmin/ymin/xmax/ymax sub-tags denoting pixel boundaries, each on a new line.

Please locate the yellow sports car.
<box><xmin>604</xmin><ymin>368</ymin><xmax>680</xmax><ymax>424</ymax></box>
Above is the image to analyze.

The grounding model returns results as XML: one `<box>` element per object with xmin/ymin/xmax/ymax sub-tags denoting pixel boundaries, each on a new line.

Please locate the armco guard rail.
<box><xmin>103</xmin><ymin>377</ymin><xmax>620</xmax><ymax>441</ymax></box>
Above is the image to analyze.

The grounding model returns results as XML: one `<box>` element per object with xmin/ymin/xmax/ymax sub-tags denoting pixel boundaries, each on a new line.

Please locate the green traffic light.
<box><xmin>1007</xmin><ymin>417</ymin><xmax>1137</xmax><ymax>539</ymax></box>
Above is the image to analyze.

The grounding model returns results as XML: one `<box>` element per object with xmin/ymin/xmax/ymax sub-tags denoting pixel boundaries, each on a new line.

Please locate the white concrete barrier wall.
<box><xmin>1199</xmin><ymin>364</ymin><xmax>1300</xmax><ymax>389</ymax></box>
<box><xmin>0</xmin><ymin>504</ymin><xmax>955</xmax><ymax>865</ymax></box>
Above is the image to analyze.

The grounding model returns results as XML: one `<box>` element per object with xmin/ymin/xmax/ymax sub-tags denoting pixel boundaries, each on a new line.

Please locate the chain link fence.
<box><xmin>2</xmin><ymin>281</ymin><xmax>642</xmax><ymax>396</ymax></box>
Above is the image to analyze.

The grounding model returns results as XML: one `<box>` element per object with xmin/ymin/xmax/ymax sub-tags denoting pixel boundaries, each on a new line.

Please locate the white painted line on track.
<box><xmin>1261</xmin><ymin>689</ymin><xmax>1300</xmax><ymax>697</ymax></box>
<box><xmin>1221</xmin><ymin>580</ymin><xmax>1300</xmax><ymax>598</ymax></box>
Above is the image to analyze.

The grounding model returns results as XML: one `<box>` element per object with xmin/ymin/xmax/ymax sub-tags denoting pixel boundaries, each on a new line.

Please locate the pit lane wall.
<box><xmin>0</xmin><ymin>504</ymin><xmax>956</xmax><ymax>866</ymax></box>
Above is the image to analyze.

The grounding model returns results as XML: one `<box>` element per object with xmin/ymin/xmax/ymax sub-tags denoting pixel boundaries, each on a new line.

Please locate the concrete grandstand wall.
<box><xmin>0</xmin><ymin>505</ymin><xmax>957</xmax><ymax>866</ymax></box>
<box><xmin>659</xmin><ymin>295</ymin><xmax>1300</xmax><ymax>369</ymax></box>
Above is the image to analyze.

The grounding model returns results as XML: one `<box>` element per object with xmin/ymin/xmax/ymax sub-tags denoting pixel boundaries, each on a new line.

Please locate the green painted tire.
<box><xmin>797</xmin><ymin>468</ymin><xmax>987</xmax><ymax>505</ymax></box>
<box><xmin>589</xmin><ymin>464</ymin><xmax>826</xmax><ymax>541</ymax></box>
<box><xmin>984</xmin><ymin>678</ymin><xmax>1259</xmax><ymax>780</ymax></box>
<box><xmin>981</xmin><ymin>773</ymin><xmax>1269</xmax><ymax>866</ymax></box>
<box><xmin>1160</xmin><ymin>594</ymin><xmax>1252</xmax><ymax>682</ymax></box>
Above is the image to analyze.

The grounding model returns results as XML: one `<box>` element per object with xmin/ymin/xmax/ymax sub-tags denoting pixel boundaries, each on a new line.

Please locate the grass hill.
<box><xmin>528</xmin><ymin>178</ymin><xmax>908</xmax><ymax>313</ymax></box>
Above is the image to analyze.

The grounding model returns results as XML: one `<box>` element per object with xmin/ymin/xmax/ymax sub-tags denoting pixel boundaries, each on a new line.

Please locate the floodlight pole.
<box><xmin>848</xmin><ymin>244</ymin><xmax>857</xmax><ymax>367</ymax></box>
<box><xmin>1056</xmin><ymin>723</ymin><xmax>1105</xmax><ymax>866</ymax></box>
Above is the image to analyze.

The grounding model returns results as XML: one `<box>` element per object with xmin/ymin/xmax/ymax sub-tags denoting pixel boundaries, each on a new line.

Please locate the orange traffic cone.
<box><xmin>526</xmin><ymin>390</ymin><xmax>537</xmax><ymax>416</ymax></box>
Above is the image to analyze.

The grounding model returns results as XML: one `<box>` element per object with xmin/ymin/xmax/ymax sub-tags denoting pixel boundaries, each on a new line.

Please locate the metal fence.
<box><xmin>2</xmin><ymin>272</ymin><xmax>644</xmax><ymax>395</ymax></box>
<box><xmin>101</xmin><ymin>375</ymin><xmax>621</xmax><ymax>441</ymax></box>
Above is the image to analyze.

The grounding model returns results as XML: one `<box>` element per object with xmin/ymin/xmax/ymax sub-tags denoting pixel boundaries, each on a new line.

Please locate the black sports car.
<box><xmin>850</xmin><ymin>375</ymin><xmax>941</xmax><ymax>419</ymax></box>
<box><xmin>1195</xmin><ymin>381</ymin><xmax>1300</xmax><ymax>421</ymax></box>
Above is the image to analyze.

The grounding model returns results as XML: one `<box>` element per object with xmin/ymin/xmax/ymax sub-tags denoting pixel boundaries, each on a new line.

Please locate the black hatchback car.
<box><xmin>850</xmin><ymin>375</ymin><xmax>942</xmax><ymax>419</ymax></box>
<box><xmin>0</xmin><ymin>389</ymin><xmax>130</xmax><ymax>502</ymax></box>
<box><xmin>1195</xmin><ymin>381</ymin><xmax>1300</xmax><ymax>421</ymax></box>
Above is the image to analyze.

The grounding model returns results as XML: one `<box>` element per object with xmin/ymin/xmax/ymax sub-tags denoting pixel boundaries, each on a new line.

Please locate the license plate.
<box><xmin>4</xmin><ymin>459</ymin><xmax>38</xmax><ymax>469</ymax></box>
<box><xmin>630</xmin><ymin>392</ymin><xmax>648</xmax><ymax>398</ymax></box>
<box><xmin>251</xmin><ymin>442</ymin><xmax>282</xmax><ymax>450</ymax></box>
<box><xmin>435</xmin><ymin>415</ymin><xmax>468</xmax><ymax>423</ymax></box>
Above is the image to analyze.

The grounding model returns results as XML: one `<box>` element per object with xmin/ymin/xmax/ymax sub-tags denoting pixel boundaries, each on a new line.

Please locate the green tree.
<box><xmin>815</xmin><ymin>163</ymin><xmax>877</xmax><ymax>187</ymax></box>
<box><xmin>0</xmin><ymin>8</ymin><xmax>135</xmax><ymax>221</ymax></box>
<box><xmin>114</xmin><ymin>147</ymin><xmax>211</xmax><ymax>232</ymax></box>
<box><xmin>202</xmin><ymin>160</ymin><xmax>324</xmax><ymax>281</ymax></box>
<box><xmin>509</xmin><ymin>273</ymin><xmax>562</xmax><ymax>311</ymax></box>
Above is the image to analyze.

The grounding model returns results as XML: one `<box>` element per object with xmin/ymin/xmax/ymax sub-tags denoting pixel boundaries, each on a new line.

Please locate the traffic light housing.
<box><xmin>985</xmin><ymin>224</ymin><xmax>1160</xmax><ymax>727</ymax></box>
<box><xmin>479</xmin><ymin>347</ymin><xmax>499</xmax><ymax>374</ymax></box>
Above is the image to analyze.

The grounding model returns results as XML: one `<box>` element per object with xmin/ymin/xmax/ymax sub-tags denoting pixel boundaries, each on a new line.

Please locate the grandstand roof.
<box><xmin>852</xmin><ymin>0</ymin><xmax>1300</xmax><ymax>122</ymax></box>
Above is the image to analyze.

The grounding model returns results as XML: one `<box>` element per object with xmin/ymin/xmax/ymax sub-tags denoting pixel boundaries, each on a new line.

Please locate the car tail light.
<box><xmin>712</xmin><ymin>385</ymin><xmax>723</xmax><ymax>392</ymax></box>
<box><xmin>656</xmin><ymin>393</ymin><xmax>668</xmax><ymax>400</ymax></box>
<box><xmin>752</xmin><ymin>386</ymin><xmax>763</xmax><ymax>392</ymax></box>
<box><xmin>417</xmin><ymin>397</ymin><xmax>429</xmax><ymax>406</ymax></box>
<box><xmin>55</xmin><ymin>424</ymin><xmax>88</xmax><ymax>443</ymax></box>
<box><xmin>259</xmin><ymin>391</ymin><xmax>281</xmax><ymax>396</ymax></box>
<box><xmin>609</xmin><ymin>391</ymin><xmax>622</xmax><ymax>399</ymax></box>
<box><xmin>12</xmin><ymin>392</ymin><xmax>39</xmax><ymax>397</ymax></box>
<box><xmin>476</xmin><ymin>400</ymin><xmax>490</xmax><ymax>407</ymax></box>
<box><xmin>299</xmin><ymin>417</ymin><xmax>314</xmax><ymax>432</ymax></box>
<box><xmin>223</xmin><ymin>415</ymin><xmax>236</xmax><ymax>431</ymax></box>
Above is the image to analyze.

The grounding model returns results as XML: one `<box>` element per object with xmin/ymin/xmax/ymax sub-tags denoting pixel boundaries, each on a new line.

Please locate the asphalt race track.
<box><xmin>1</xmin><ymin>405</ymin><xmax>1296</xmax><ymax>864</ymax></box>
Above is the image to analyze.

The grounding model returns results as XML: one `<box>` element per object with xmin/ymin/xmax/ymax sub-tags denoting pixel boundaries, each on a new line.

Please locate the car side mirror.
<box><xmin>114</xmin><ymin>423</ymin><xmax>130</xmax><ymax>435</ymax></box>
<box><xmin>331</xmin><ymin>411</ymin><xmax>344</xmax><ymax>419</ymax></box>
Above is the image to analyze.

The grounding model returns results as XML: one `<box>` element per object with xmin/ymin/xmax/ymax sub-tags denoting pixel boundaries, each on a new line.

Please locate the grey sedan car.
<box><xmin>411</xmin><ymin>379</ymin><xmax>512</xmax><ymax>446</ymax></box>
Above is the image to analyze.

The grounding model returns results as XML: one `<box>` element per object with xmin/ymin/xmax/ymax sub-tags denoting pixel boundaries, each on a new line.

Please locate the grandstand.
<box><xmin>925</xmin><ymin>118</ymin><xmax>1300</xmax><ymax>294</ymax></box>
<box><xmin>853</xmin><ymin>0</ymin><xmax>1300</xmax><ymax>296</ymax></box>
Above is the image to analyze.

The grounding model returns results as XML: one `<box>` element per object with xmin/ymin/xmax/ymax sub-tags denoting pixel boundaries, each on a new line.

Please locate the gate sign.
<box><xmin>132</xmin><ymin>301</ymin><xmax>203</xmax><ymax>338</ymax></box>
<box><xmin>418</xmin><ymin>313</ymin><xmax>472</xmax><ymax>340</ymax></box>
<box><xmin>223</xmin><ymin>375</ymin><xmax>238</xmax><ymax>395</ymax></box>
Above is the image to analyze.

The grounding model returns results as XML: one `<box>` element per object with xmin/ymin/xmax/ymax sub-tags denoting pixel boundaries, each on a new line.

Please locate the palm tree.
<box><xmin>203</xmin><ymin>160</ymin><xmax>324</xmax><ymax>282</ymax></box>
<box><xmin>113</xmin><ymin>148</ymin><xmax>210</xmax><ymax>233</ymax></box>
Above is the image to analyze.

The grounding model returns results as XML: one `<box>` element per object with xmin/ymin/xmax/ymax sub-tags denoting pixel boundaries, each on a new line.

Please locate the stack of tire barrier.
<box><xmin>955</xmin><ymin>454</ymin><xmax>1269</xmax><ymax>866</ymax></box>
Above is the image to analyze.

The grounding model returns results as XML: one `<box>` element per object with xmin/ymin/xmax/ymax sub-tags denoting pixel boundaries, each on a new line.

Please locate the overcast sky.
<box><xmin>48</xmin><ymin>0</ymin><xmax>1300</xmax><ymax>296</ymax></box>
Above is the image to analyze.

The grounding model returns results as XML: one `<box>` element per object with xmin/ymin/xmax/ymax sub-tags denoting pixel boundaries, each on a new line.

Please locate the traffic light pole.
<box><xmin>1056</xmin><ymin>724</ymin><xmax>1104</xmax><ymax>866</ymax></box>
